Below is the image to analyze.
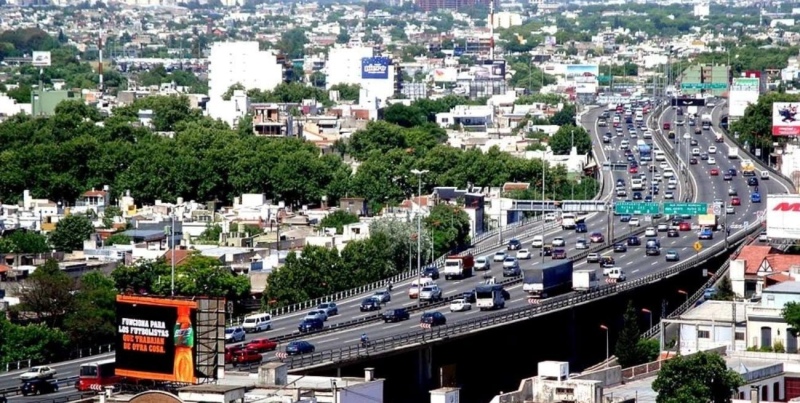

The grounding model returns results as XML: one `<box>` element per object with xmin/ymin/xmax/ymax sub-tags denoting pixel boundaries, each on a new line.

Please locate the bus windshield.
<box><xmin>80</xmin><ymin>365</ymin><xmax>99</xmax><ymax>377</ymax></box>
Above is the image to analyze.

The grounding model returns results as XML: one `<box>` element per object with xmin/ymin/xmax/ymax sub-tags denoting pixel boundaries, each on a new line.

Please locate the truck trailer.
<box><xmin>444</xmin><ymin>255</ymin><xmax>474</xmax><ymax>280</ymax></box>
<box><xmin>475</xmin><ymin>283</ymin><xmax>507</xmax><ymax>310</ymax></box>
<box><xmin>572</xmin><ymin>269</ymin><xmax>600</xmax><ymax>292</ymax></box>
<box><xmin>522</xmin><ymin>261</ymin><xmax>574</xmax><ymax>299</ymax></box>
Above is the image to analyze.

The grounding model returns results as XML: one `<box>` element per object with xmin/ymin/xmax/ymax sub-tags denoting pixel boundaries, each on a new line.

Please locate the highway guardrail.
<box><xmin>278</xmin><ymin>220</ymin><xmax>762</xmax><ymax>370</ymax></box>
<box><xmin>1</xmin><ymin>344</ymin><xmax>114</xmax><ymax>374</ymax></box>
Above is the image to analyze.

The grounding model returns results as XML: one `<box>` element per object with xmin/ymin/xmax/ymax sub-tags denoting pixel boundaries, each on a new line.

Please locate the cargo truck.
<box><xmin>444</xmin><ymin>255</ymin><xmax>474</xmax><ymax>280</ymax></box>
<box><xmin>475</xmin><ymin>283</ymin><xmax>506</xmax><ymax>310</ymax></box>
<box><xmin>522</xmin><ymin>260</ymin><xmax>574</xmax><ymax>299</ymax></box>
<box><xmin>701</xmin><ymin>113</ymin><xmax>712</xmax><ymax>123</ymax></box>
<box><xmin>572</xmin><ymin>269</ymin><xmax>599</xmax><ymax>292</ymax></box>
<box><xmin>561</xmin><ymin>213</ymin><xmax>577</xmax><ymax>230</ymax></box>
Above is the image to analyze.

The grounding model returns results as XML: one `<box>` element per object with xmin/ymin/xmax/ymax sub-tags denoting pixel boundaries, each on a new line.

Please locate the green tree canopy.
<box><xmin>49</xmin><ymin>214</ymin><xmax>95</xmax><ymax>252</ymax></box>
<box><xmin>13</xmin><ymin>259</ymin><xmax>74</xmax><ymax>327</ymax></box>
<box><xmin>425</xmin><ymin>204</ymin><xmax>471</xmax><ymax>255</ymax></box>
<box><xmin>64</xmin><ymin>271</ymin><xmax>117</xmax><ymax>346</ymax></box>
<box><xmin>0</xmin><ymin>230</ymin><xmax>50</xmax><ymax>253</ymax></box>
<box><xmin>549</xmin><ymin>124</ymin><xmax>592</xmax><ymax>155</ymax></box>
<box><xmin>615</xmin><ymin>300</ymin><xmax>655</xmax><ymax>368</ymax></box>
<box><xmin>782</xmin><ymin>301</ymin><xmax>800</xmax><ymax>336</ymax></box>
<box><xmin>319</xmin><ymin>210</ymin><xmax>360</xmax><ymax>234</ymax></box>
<box><xmin>730</xmin><ymin>92</ymin><xmax>800</xmax><ymax>160</ymax></box>
<box><xmin>652</xmin><ymin>351</ymin><xmax>743</xmax><ymax>403</ymax></box>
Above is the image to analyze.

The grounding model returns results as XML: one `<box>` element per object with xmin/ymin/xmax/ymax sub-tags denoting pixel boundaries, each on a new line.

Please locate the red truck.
<box><xmin>232</xmin><ymin>350</ymin><xmax>264</xmax><ymax>366</ymax></box>
<box><xmin>443</xmin><ymin>255</ymin><xmax>474</xmax><ymax>280</ymax></box>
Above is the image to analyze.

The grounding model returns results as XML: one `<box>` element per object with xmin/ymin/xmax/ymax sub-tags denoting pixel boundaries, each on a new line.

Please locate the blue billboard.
<box><xmin>361</xmin><ymin>57</ymin><xmax>391</xmax><ymax>80</ymax></box>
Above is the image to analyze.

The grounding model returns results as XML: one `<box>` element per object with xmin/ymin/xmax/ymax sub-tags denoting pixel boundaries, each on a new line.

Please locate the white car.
<box><xmin>531</xmin><ymin>235</ymin><xmax>544</xmax><ymax>248</ymax></box>
<box><xmin>576</xmin><ymin>238</ymin><xmax>589</xmax><ymax>249</ymax></box>
<box><xmin>449</xmin><ymin>298</ymin><xmax>472</xmax><ymax>312</ymax></box>
<box><xmin>692</xmin><ymin>148</ymin><xmax>700</xmax><ymax>156</ymax></box>
<box><xmin>667</xmin><ymin>182</ymin><xmax>676</xmax><ymax>190</ymax></box>
<box><xmin>629</xmin><ymin>218</ymin><xmax>640</xmax><ymax>227</ymax></box>
<box><xmin>653</xmin><ymin>173</ymin><xmax>663</xmax><ymax>181</ymax></box>
<box><xmin>664</xmin><ymin>191</ymin><xmax>674</xmax><ymax>199</ymax></box>
<box><xmin>503</xmin><ymin>257</ymin><xmax>519</xmax><ymax>269</ymax></box>
<box><xmin>708</xmin><ymin>157</ymin><xmax>716</xmax><ymax>164</ymax></box>
<box><xmin>544</xmin><ymin>213</ymin><xmax>557</xmax><ymax>222</ymax></box>
<box><xmin>708</xmin><ymin>146</ymin><xmax>717</xmax><ymax>154</ymax></box>
<box><xmin>475</xmin><ymin>255</ymin><xmax>490</xmax><ymax>270</ymax></box>
<box><xmin>19</xmin><ymin>366</ymin><xmax>56</xmax><ymax>381</ymax></box>
<box><xmin>726</xmin><ymin>206</ymin><xmax>735</xmax><ymax>214</ymax></box>
<box><xmin>663</xmin><ymin>169</ymin><xmax>675</xmax><ymax>178</ymax></box>
<box><xmin>551</xmin><ymin>237</ymin><xmax>566</xmax><ymax>247</ymax></box>
<box><xmin>645</xmin><ymin>227</ymin><xmax>657</xmax><ymax>237</ymax></box>
<box><xmin>493</xmin><ymin>251</ymin><xmax>507</xmax><ymax>262</ymax></box>
<box><xmin>224</xmin><ymin>326</ymin><xmax>246</xmax><ymax>342</ymax></box>
<box><xmin>659</xmin><ymin>162</ymin><xmax>669</xmax><ymax>169</ymax></box>
<box><xmin>657</xmin><ymin>223</ymin><xmax>668</xmax><ymax>232</ymax></box>
<box><xmin>759</xmin><ymin>231</ymin><xmax>768</xmax><ymax>242</ymax></box>
<box><xmin>517</xmin><ymin>249</ymin><xmax>532</xmax><ymax>259</ymax></box>
<box><xmin>304</xmin><ymin>310</ymin><xmax>328</xmax><ymax>322</ymax></box>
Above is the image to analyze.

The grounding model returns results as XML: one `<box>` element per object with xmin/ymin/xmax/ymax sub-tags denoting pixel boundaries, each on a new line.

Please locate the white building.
<box><xmin>746</xmin><ymin>281</ymin><xmax>800</xmax><ymax>352</ymax></box>
<box><xmin>693</xmin><ymin>2</ymin><xmax>710</xmax><ymax>17</ymax></box>
<box><xmin>326</xmin><ymin>46</ymin><xmax>397</xmax><ymax>108</ymax></box>
<box><xmin>488</xmin><ymin>12</ymin><xmax>523</xmax><ymax>29</ymax></box>
<box><xmin>207</xmin><ymin>42</ymin><xmax>283</xmax><ymax>126</ymax></box>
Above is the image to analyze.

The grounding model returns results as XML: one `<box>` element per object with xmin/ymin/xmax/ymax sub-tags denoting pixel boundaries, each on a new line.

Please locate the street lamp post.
<box><xmin>642</xmin><ymin>308</ymin><xmax>653</xmax><ymax>329</ymax></box>
<box><xmin>600</xmin><ymin>324</ymin><xmax>609</xmax><ymax>367</ymax></box>
<box><xmin>571</xmin><ymin>129</ymin><xmax>575</xmax><ymax>200</ymax></box>
<box><xmin>411</xmin><ymin>169</ymin><xmax>429</xmax><ymax>307</ymax></box>
<box><xmin>541</xmin><ymin>160</ymin><xmax>546</xmax><ymax>263</ymax></box>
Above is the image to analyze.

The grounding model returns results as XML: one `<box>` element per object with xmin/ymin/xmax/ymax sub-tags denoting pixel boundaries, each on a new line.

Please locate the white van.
<box><xmin>242</xmin><ymin>313</ymin><xmax>272</xmax><ymax>333</ymax></box>
<box><xmin>408</xmin><ymin>277</ymin><xmax>434</xmax><ymax>298</ymax></box>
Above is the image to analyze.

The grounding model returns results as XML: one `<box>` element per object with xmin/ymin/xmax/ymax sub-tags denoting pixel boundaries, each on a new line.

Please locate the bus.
<box><xmin>637</xmin><ymin>140</ymin><xmax>652</xmax><ymax>161</ymax></box>
<box><xmin>76</xmin><ymin>359</ymin><xmax>121</xmax><ymax>391</ymax></box>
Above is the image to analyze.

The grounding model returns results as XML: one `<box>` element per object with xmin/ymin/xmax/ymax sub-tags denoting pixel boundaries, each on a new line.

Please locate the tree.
<box><xmin>729</xmin><ymin>92</ymin><xmax>800</xmax><ymax>161</ymax></box>
<box><xmin>652</xmin><ymin>351</ymin><xmax>743</xmax><ymax>403</ymax></box>
<box><xmin>782</xmin><ymin>301</ymin><xmax>800</xmax><ymax>336</ymax></box>
<box><xmin>329</xmin><ymin>83</ymin><xmax>360</xmax><ymax>102</ymax></box>
<box><xmin>49</xmin><ymin>214</ymin><xmax>95</xmax><ymax>252</ymax></box>
<box><xmin>264</xmin><ymin>245</ymin><xmax>344</xmax><ymax>306</ymax></box>
<box><xmin>0</xmin><ymin>316</ymin><xmax>70</xmax><ymax>367</ymax></box>
<box><xmin>112</xmin><ymin>259</ymin><xmax>166</xmax><ymax>294</ymax></box>
<box><xmin>105</xmin><ymin>233</ymin><xmax>131</xmax><ymax>246</ymax></box>
<box><xmin>713</xmin><ymin>275</ymin><xmax>735</xmax><ymax>301</ymax></box>
<box><xmin>383</xmin><ymin>103</ymin><xmax>427</xmax><ymax>128</ymax></box>
<box><xmin>615</xmin><ymin>301</ymin><xmax>645</xmax><ymax>368</ymax></box>
<box><xmin>549</xmin><ymin>104</ymin><xmax>577</xmax><ymax>126</ymax></box>
<box><xmin>319</xmin><ymin>210</ymin><xmax>360</xmax><ymax>234</ymax></box>
<box><xmin>0</xmin><ymin>230</ymin><xmax>50</xmax><ymax>253</ymax></box>
<box><xmin>549</xmin><ymin>124</ymin><xmax>592</xmax><ymax>155</ymax></box>
<box><xmin>14</xmin><ymin>259</ymin><xmax>75</xmax><ymax>327</ymax></box>
<box><xmin>64</xmin><ymin>271</ymin><xmax>117</xmax><ymax>346</ymax></box>
<box><xmin>425</xmin><ymin>204</ymin><xmax>471</xmax><ymax>255</ymax></box>
<box><xmin>370</xmin><ymin>216</ymin><xmax>433</xmax><ymax>271</ymax></box>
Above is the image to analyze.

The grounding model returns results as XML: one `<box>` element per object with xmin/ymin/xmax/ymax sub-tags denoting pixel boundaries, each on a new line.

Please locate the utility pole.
<box><xmin>411</xmin><ymin>169</ymin><xmax>429</xmax><ymax>308</ymax></box>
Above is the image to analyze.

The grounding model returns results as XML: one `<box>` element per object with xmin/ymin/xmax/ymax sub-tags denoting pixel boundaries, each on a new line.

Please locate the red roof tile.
<box><xmin>737</xmin><ymin>245</ymin><xmax>777</xmax><ymax>275</ymax></box>
<box><xmin>766</xmin><ymin>272</ymin><xmax>793</xmax><ymax>286</ymax></box>
<box><xmin>164</xmin><ymin>249</ymin><xmax>193</xmax><ymax>266</ymax></box>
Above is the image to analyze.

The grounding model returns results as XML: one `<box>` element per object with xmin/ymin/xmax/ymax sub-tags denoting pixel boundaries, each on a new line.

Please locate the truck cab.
<box><xmin>443</xmin><ymin>255</ymin><xmax>474</xmax><ymax>280</ymax></box>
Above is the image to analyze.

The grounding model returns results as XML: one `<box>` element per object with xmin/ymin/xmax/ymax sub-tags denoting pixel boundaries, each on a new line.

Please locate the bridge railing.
<box><xmin>281</xmin><ymin>220</ymin><xmax>763</xmax><ymax>370</ymax></box>
<box><xmin>1</xmin><ymin>344</ymin><xmax>115</xmax><ymax>374</ymax></box>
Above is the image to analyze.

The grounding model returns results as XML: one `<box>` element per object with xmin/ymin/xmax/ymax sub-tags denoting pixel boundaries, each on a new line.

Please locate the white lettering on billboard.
<box><xmin>772</xmin><ymin>103</ymin><xmax>800</xmax><ymax>136</ymax></box>
<box><xmin>766</xmin><ymin>195</ymin><xmax>800</xmax><ymax>239</ymax></box>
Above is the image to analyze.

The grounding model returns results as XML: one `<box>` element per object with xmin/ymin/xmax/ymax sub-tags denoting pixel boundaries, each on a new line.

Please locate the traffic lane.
<box><xmin>6</xmin><ymin>389</ymin><xmax>77</xmax><ymax>402</ymax></box>
<box><xmin>0</xmin><ymin>354</ymin><xmax>102</xmax><ymax>391</ymax></box>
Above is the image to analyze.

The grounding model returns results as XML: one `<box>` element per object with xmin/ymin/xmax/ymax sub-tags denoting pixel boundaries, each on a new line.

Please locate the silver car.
<box><xmin>502</xmin><ymin>256</ymin><xmax>519</xmax><ymax>269</ymax></box>
<box><xmin>372</xmin><ymin>290</ymin><xmax>391</xmax><ymax>303</ymax></box>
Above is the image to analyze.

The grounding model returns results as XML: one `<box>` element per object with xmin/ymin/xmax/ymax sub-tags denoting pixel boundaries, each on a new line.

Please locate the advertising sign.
<box><xmin>766</xmin><ymin>195</ymin><xmax>800</xmax><ymax>239</ymax></box>
<box><xmin>729</xmin><ymin>78</ymin><xmax>761</xmax><ymax>118</ymax></box>
<box><xmin>116</xmin><ymin>296</ymin><xmax>198</xmax><ymax>383</ymax></box>
<box><xmin>565</xmin><ymin>64</ymin><xmax>599</xmax><ymax>80</ymax></box>
<box><xmin>361</xmin><ymin>57</ymin><xmax>391</xmax><ymax>80</ymax></box>
<box><xmin>671</xmin><ymin>97</ymin><xmax>706</xmax><ymax>107</ymax></box>
<box><xmin>491</xmin><ymin>61</ymin><xmax>506</xmax><ymax>78</ymax></box>
<box><xmin>772</xmin><ymin>103</ymin><xmax>800</xmax><ymax>136</ymax></box>
<box><xmin>730</xmin><ymin>78</ymin><xmax>760</xmax><ymax>92</ymax></box>
<box><xmin>32</xmin><ymin>51</ymin><xmax>51</xmax><ymax>67</ymax></box>
<box><xmin>432</xmin><ymin>67</ymin><xmax>457</xmax><ymax>83</ymax></box>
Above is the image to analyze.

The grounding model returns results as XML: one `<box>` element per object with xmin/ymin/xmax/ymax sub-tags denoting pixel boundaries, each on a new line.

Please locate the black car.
<box><xmin>298</xmin><ymin>318</ymin><xmax>324</xmax><ymax>333</ymax></box>
<box><xmin>461</xmin><ymin>291</ymin><xmax>477</xmax><ymax>303</ymax></box>
<box><xmin>422</xmin><ymin>266</ymin><xmax>440</xmax><ymax>279</ymax></box>
<box><xmin>360</xmin><ymin>298</ymin><xmax>382</xmax><ymax>312</ymax></box>
<box><xmin>646</xmin><ymin>247</ymin><xmax>661</xmax><ymax>256</ymax></box>
<box><xmin>613</xmin><ymin>243</ymin><xmax>627</xmax><ymax>253</ymax></box>
<box><xmin>748</xmin><ymin>177</ymin><xmax>759</xmax><ymax>187</ymax></box>
<box><xmin>728</xmin><ymin>168</ymin><xmax>737</xmax><ymax>177</ymax></box>
<box><xmin>627</xmin><ymin>236</ymin><xmax>641</xmax><ymax>246</ymax></box>
<box><xmin>21</xmin><ymin>379</ymin><xmax>58</xmax><ymax>396</ymax></box>
<box><xmin>382</xmin><ymin>308</ymin><xmax>410</xmax><ymax>323</ymax></box>
<box><xmin>507</xmin><ymin>239</ymin><xmax>522</xmax><ymax>250</ymax></box>
<box><xmin>667</xmin><ymin>229</ymin><xmax>679</xmax><ymax>237</ymax></box>
<box><xmin>420</xmin><ymin>311</ymin><xmax>447</xmax><ymax>327</ymax></box>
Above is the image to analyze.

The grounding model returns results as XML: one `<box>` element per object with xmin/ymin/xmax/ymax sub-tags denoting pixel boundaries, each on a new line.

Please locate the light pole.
<box><xmin>600</xmin><ymin>324</ymin><xmax>609</xmax><ymax>367</ymax></box>
<box><xmin>411</xmin><ymin>169</ymin><xmax>429</xmax><ymax>307</ymax></box>
<box><xmin>642</xmin><ymin>308</ymin><xmax>653</xmax><ymax>329</ymax></box>
<box><xmin>541</xmin><ymin>159</ymin><xmax>546</xmax><ymax>263</ymax></box>
<box><xmin>571</xmin><ymin>129</ymin><xmax>575</xmax><ymax>200</ymax></box>
<box><xmin>168</xmin><ymin>214</ymin><xmax>176</xmax><ymax>296</ymax></box>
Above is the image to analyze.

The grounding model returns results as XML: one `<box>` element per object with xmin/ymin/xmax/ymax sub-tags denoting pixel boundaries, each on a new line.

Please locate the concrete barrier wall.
<box><xmin>573</xmin><ymin>365</ymin><xmax>623</xmax><ymax>387</ymax></box>
<box><xmin>492</xmin><ymin>378</ymin><xmax>533</xmax><ymax>403</ymax></box>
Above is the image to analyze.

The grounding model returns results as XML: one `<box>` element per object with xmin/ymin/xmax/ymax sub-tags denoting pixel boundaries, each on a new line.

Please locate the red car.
<box><xmin>225</xmin><ymin>345</ymin><xmax>246</xmax><ymax>363</ymax></box>
<box><xmin>710</xmin><ymin>168</ymin><xmax>719</xmax><ymax>176</ymax></box>
<box><xmin>232</xmin><ymin>350</ymin><xmax>263</xmax><ymax>366</ymax></box>
<box><xmin>679</xmin><ymin>222</ymin><xmax>692</xmax><ymax>231</ymax></box>
<box><xmin>731</xmin><ymin>197</ymin><xmax>741</xmax><ymax>206</ymax></box>
<box><xmin>629</xmin><ymin>166</ymin><xmax>638</xmax><ymax>174</ymax></box>
<box><xmin>246</xmin><ymin>338</ymin><xmax>278</xmax><ymax>353</ymax></box>
<box><xmin>663</xmin><ymin>122</ymin><xmax>671</xmax><ymax>130</ymax></box>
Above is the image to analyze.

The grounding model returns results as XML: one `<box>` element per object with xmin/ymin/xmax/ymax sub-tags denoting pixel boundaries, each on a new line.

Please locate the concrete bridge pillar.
<box><xmin>417</xmin><ymin>346</ymin><xmax>433</xmax><ymax>386</ymax></box>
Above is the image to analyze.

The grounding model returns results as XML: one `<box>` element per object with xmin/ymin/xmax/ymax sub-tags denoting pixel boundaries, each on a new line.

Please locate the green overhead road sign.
<box><xmin>663</xmin><ymin>202</ymin><xmax>708</xmax><ymax>216</ymax></box>
<box><xmin>615</xmin><ymin>202</ymin><xmax>660</xmax><ymax>215</ymax></box>
<box><xmin>680</xmin><ymin>83</ymin><xmax>728</xmax><ymax>90</ymax></box>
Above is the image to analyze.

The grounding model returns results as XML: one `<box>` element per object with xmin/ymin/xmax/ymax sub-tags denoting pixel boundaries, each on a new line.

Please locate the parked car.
<box><xmin>382</xmin><ymin>308</ymin><xmax>410</xmax><ymax>323</ymax></box>
<box><xmin>246</xmin><ymin>338</ymin><xmax>278</xmax><ymax>352</ymax></box>
<box><xmin>449</xmin><ymin>298</ymin><xmax>472</xmax><ymax>312</ymax></box>
<box><xmin>317</xmin><ymin>302</ymin><xmax>339</xmax><ymax>316</ymax></box>
<box><xmin>285</xmin><ymin>340</ymin><xmax>315</xmax><ymax>356</ymax></box>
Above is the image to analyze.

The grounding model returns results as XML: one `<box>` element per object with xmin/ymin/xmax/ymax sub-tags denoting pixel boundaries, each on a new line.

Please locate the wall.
<box><xmin>339</xmin><ymin>379</ymin><xmax>385</xmax><ymax>403</ymax></box>
<box><xmin>730</xmin><ymin>259</ymin><xmax>747</xmax><ymax>297</ymax></box>
<box><xmin>735</xmin><ymin>376</ymin><xmax>784</xmax><ymax>402</ymax></box>
<box><xmin>572</xmin><ymin>365</ymin><xmax>622</xmax><ymax>387</ymax></box>
<box><xmin>530</xmin><ymin>377</ymin><xmax>602</xmax><ymax>403</ymax></box>
<box><xmin>678</xmin><ymin>322</ymin><xmax>745</xmax><ymax>354</ymax></box>
<box><xmin>745</xmin><ymin>311</ymin><xmax>798</xmax><ymax>351</ymax></box>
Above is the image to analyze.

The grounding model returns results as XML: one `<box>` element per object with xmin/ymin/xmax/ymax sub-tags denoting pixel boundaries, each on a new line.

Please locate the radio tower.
<box><xmin>98</xmin><ymin>29</ymin><xmax>105</xmax><ymax>92</ymax></box>
<box><xmin>489</xmin><ymin>0</ymin><xmax>495</xmax><ymax>61</ymax></box>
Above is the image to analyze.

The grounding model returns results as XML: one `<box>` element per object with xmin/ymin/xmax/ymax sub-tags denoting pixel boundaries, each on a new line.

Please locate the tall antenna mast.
<box><xmin>489</xmin><ymin>0</ymin><xmax>495</xmax><ymax>60</ymax></box>
<box><xmin>98</xmin><ymin>29</ymin><xmax>105</xmax><ymax>92</ymax></box>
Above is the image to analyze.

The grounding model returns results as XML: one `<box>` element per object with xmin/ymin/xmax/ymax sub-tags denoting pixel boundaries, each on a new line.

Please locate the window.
<box><xmin>697</xmin><ymin>330</ymin><xmax>710</xmax><ymax>339</ymax></box>
<box><xmin>735</xmin><ymin>332</ymin><xmax>745</xmax><ymax>341</ymax></box>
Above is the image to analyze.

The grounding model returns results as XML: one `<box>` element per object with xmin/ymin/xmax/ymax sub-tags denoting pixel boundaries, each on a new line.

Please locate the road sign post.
<box><xmin>694</xmin><ymin>241</ymin><xmax>702</xmax><ymax>258</ymax></box>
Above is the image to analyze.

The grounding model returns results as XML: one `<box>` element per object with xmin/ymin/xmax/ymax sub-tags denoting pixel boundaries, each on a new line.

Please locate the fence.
<box><xmin>2</xmin><ymin>344</ymin><xmax>115</xmax><ymax>374</ymax></box>
<box><xmin>279</xmin><ymin>219</ymin><xmax>762</xmax><ymax>371</ymax></box>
